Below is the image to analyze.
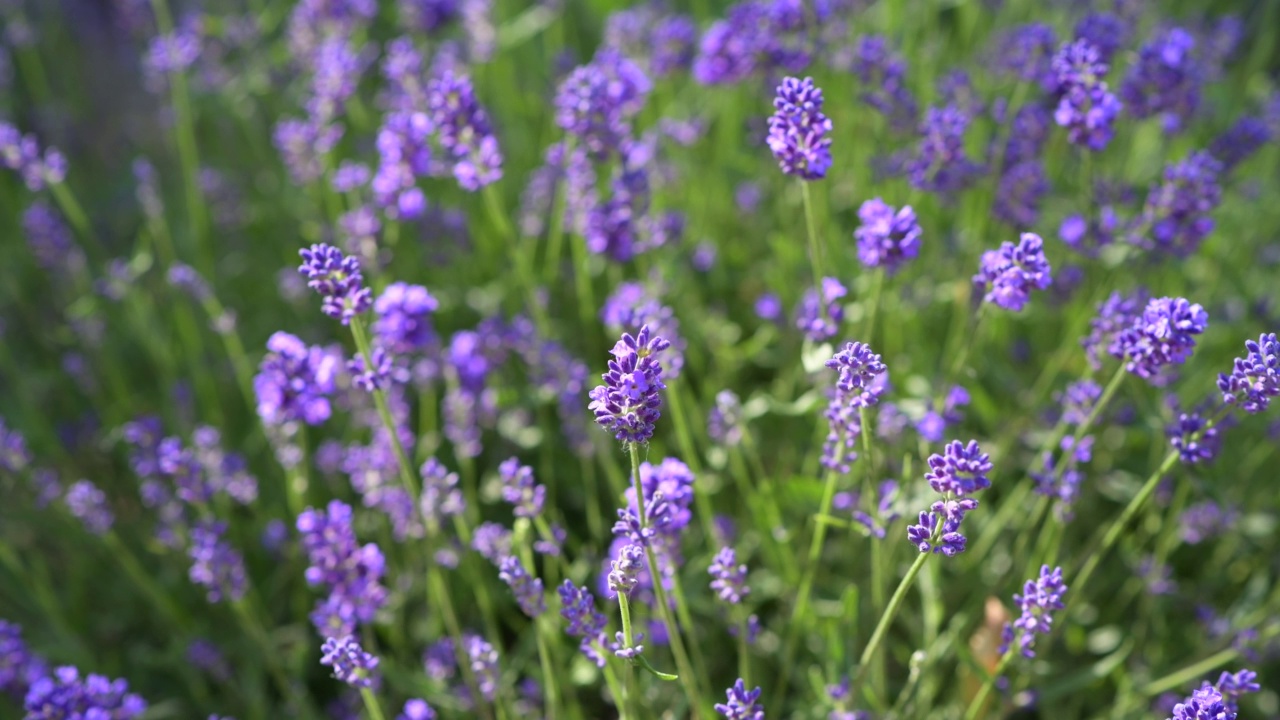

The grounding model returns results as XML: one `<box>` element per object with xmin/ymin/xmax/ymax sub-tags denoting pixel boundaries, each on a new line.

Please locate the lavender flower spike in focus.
<box><xmin>1218</xmin><ymin>333</ymin><xmax>1279</xmax><ymax>414</ymax></box>
<box><xmin>973</xmin><ymin>233</ymin><xmax>1052</xmax><ymax>312</ymax></box>
<box><xmin>999</xmin><ymin>565</ymin><xmax>1067</xmax><ymax>658</ymax></box>
<box><xmin>715</xmin><ymin>678</ymin><xmax>765</xmax><ymax>720</ymax></box>
<box><xmin>298</xmin><ymin>243</ymin><xmax>373</xmax><ymax>324</ymax></box>
<box><xmin>320</xmin><ymin>635</ymin><xmax>380</xmax><ymax>689</ymax></box>
<box><xmin>767</xmin><ymin>76</ymin><xmax>833</xmax><ymax>180</ymax></box>
<box><xmin>907</xmin><ymin>440</ymin><xmax>993</xmax><ymax>556</ymax></box>
<box><xmin>1052</xmin><ymin>39</ymin><xmax>1123</xmax><ymax>151</ymax></box>
<box><xmin>821</xmin><ymin>341</ymin><xmax>887</xmax><ymax>474</ymax></box>
<box><xmin>588</xmin><ymin>324</ymin><xmax>670</xmax><ymax>445</ymax></box>
<box><xmin>1112</xmin><ymin>297</ymin><xmax>1208</xmax><ymax>380</ymax></box>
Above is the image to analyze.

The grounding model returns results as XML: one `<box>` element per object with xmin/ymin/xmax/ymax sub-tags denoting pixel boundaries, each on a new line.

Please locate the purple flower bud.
<box><xmin>767</xmin><ymin>76</ymin><xmax>833</xmax><ymax>180</ymax></box>
<box><xmin>854</xmin><ymin>199</ymin><xmax>922</xmax><ymax>275</ymax></box>
<box><xmin>320</xmin><ymin>635</ymin><xmax>379</xmax><ymax>689</ymax></box>
<box><xmin>999</xmin><ymin>565</ymin><xmax>1067</xmax><ymax>658</ymax></box>
<box><xmin>973</xmin><ymin>233</ymin><xmax>1052</xmax><ymax>312</ymax></box>
<box><xmin>708</xmin><ymin>546</ymin><xmax>750</xmax><ymax>604</ymax></box>
<box><xmin>715</xmin><ymin>678</ymin><xmax>764</xmax><ymax>720</ymax></box>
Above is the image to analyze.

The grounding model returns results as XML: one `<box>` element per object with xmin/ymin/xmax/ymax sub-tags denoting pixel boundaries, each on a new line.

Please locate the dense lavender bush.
<box><xmin>0</xmin><ymin>2</ymin><xmax>1277</xmax><ymax>719</ymax></box>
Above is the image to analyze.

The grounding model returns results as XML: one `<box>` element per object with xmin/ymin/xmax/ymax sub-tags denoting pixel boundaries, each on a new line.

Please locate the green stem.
<box><xmin>800</xmin><ymin>180</ymin><xmax>825</xmax><ymax>290</ymax></box>
<box><xmin>617</xmin><ymin>592</ymin><xmax>640</xmax><ymax>720</ymax></box>
<box><xmin>1066</xmin><ymin>449</ymin><xmax>1181</xmax><ymax>614</ymax></box>
<box><xmin>360</xmin><ymin>688</ymin><xmax>388</xmax><ymax>720</ymax></box>
<box><xmin>962</xmin><ymin>650</ymin><xmax>1013</xmax><ymax>720</ymax></box>
<box><xmin>864</xmin><ymin>269</ymin><xmax>885</xmax><ymax>343</ymax></box>
<box><xmin>1138</xmin><ymin>648</ymin><xmax>1244</xmax><ymax>698</ymax></box>
<box><xmin>849</xmin><ymin>550</ymin><xmax>932</xmax><ymax>701</ymax></box>
<box><xmin>349</xmin><ymin>316</ymin><xmax>420</xmax><ymax>498</ymax></box>
<box><xmin>534</xmin><ymin>617</ymin><xmax>560</xmax><ymax>720</ymax></box>
<box><xmin>48</xmin><ymin>181</ymin><xmax>94</xmax><ymax>249</ymax></box>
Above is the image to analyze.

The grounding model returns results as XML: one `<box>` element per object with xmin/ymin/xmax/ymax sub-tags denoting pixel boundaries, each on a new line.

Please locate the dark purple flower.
<box><xmin>826</xmin><ymin>342</ymin><xmax>888</xmax><ymax>406</ymax></box>
<box><xmin>348</xmin><ymin>346</ymin><xmax>399</xmax><ymax>393</ymax></box>
<box><xmin>588</xmin><ymin>325</ymin><xmax>670</xmax><ymax>444</ymax></box>
<box><xmin>397</xmin><ymin>698</ymin><xmax>437</xmax><ymax>720</ymax></box>
<box><xmin>854</xmin><ymin>199</ymin><xmax>921</xmax><ymax>275</ymax></box>
<box><xmin>795</xmin><ymin>278</ymin><xmax>847</xmax><ymax>342</ymax></box>
<box><xmin>1122</xmin><ymin>28</ymin><xmax>1200</xmax><ymax>132</ymax></box>
<box><xmin>1216</xmin><ymin>669</ymin><xmax>1260</xmax><ymax>712</ymax></box>
<box><xmin>298</xmin><ymin>244</ymin><xmax>373</xmax><ymax>324</ymax></box>
<box><xmin>371</xmin><ymin>111</ymin><xmax>432</xmax><ymax>218</ymax></box>
<box><xmin>1073</xmin><ymin>13</ymin><xmax>1129</xmax><ymax>63</ymax></box>
<box><xmin>996</xmin><ymin>24</ymin><xmax>1056</xmax><ymax>88</ymax></box>
<box><xmin>273</xmin><ymin>118</ymin><xmax>343</xmax><ymax>185</ymax></box>
<box><xmin>925</xmin><ymin>440</ymin><xmax>992</xmax><ymax>496</ymax></box>
<box><xmin>709</xmin><ymin>546</ymin><xmax>750</xmax><ymax>604</ymax></box>
<box><xmin>498</xmin><ymin>457</ymin><xmax>545</xmax><ymax>518</ymax></box>
<box><xmin>64</xmin><ymin>480</ymin><xmax>113</xmax><ymax>535</ymax></box>
<box><xmin>1052</xmin><ymin>40</ymin><xmax>1122</xmax><ymax>150</ymax></box>
<box><xmin>297</xmin><ymin>501</ymin><xmax>388</xmax><ymax>637</ymax></box>
<box><xmin>1209</xmin><ymin>117</ymin><xmax>1270</xmax><ymax>172</ymax></box>
<box><xmin>555</xmin><ymin>49</ymin><xmax>651</xmax><ymax>160</ymax></box>
<box><xmin>320</xmin><ymin>635</ymin><xmax>379</xmax><ymax>689</ymax></box>
<box><xmin>1166</xmin><ymin>411</ymin><xmax>1221</xmax><ymax>465</ymax></box>
<box><xmin>186</xmin><ymin>639</ymin><xmax>230</xmax><ymax>682</ymax></box>
<box><xmin>498</xmin><ymin>556</ymin><xmax>546</xmax><ymax>618</ymax></box>
<box><xmin>22</xmin><ymin>201</ymin><xmax>83</xmax><ymax>277</ymax></box>
<box><xmin>994</xmin><ymin>161</ymin><xmax>1048</xmax><ymax>229</ymax></box>
<box><xmin>254</xmin><ymin>332</ymin><xmax>339</xmax><ymax>426</ymax></box>
<box><xmin>708</xmin><ymin>390</ymin><xmax>744</xmax><ymax>447</ymax></box>
<box><xmin>1112</xmin><ymin>297</ymin><xmax>1208</xmax><ymax>379</ymax></box>
<box><xmin>22</xmin><ymin>666</ymin><xmax>147</xmax><ymax>720</ymax></box>
<box><xmin>1131</xmin><ymin>151</ymin><xmax>1223</xmax><ymax>258</ymax></box>
<box><xmin>373</xmin><ymin>282</ymin><xmax>438</xmax><ymax>354</ymax></box>
<box><xmin>973</xmin><ymin>233</ymin><xmax>1053</xmax><ymax>312</ymax></box>
<box><xmin>999</xmin><ymin>565</ymin><xmax>1067</xmax><ymax>658</ymax></box>
<box><xmin>188</xmin><ymin>521</ymin><xmax>247</xmax><ymax>603</ymax></box>
<box><xmin>1218</xmin><ymin>333</ymin><xmax>1279</xmax><ymax>414</ymax></box>
<box><xmin>558</xmin><ymin>580</ymin><xmax>609</xmax><ymax>665</ymax></box>
<box><xmin>426</xmin><ymin>69</ymin><xmax>502</xmax><ymax>191</ymax></box>
<box><xmin>844</xmin><ymin>35</ymin><xmax>917</xmax><ymax>125</ymax></box>
<box><xmin>1083</xmin><ymin>289</ymin><xmax>1148</xmax><ymax>370</ymax></box>
<box><xmin>908</xmin><ymin>105</ymin><xmax>983</xmax><ymax>195</ymax></box>
<box><xmin>1166</xmin><ymin>685</ymin><xmax>1229</xmax><ymax>720</ymax></box>
<box><xmin>767</xmin><ymin>76</ymin><xmax>832</xmax><ymax>180</ymax></box>
<box><xmin>715</xmin><ymin>678</ymin><xmax>764</xmax><ymax>720</ymax></box>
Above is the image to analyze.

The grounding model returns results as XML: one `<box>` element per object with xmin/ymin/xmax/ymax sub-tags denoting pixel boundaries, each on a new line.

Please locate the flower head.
<box><xmin>498</xmin><ymin>556</ymin><xmax>546</xmax><ymax>618</ymax></box>
<box><xmin>64</xmin><ymin>480</ymin><xmax>114</xmax><ymax>535</ymax></box>
<box><xmin>588</xmin><ymin>325</ymin><xmax>670</xmax><ymax>444</ymax></box>
<box><xmin>1052</xmin><ymin>39</ymin><xmax>1122</xmax><ymax>150</ymax></box>
<box><xmin>854</xmin><ymin>199</ymin><xmax>921</xmax><ymax>275</ymax></box>
<box><xmin>320</xmin><ymin>635</ymin><xmax>380</xmax><ymax>689</ymax></box>
<box><xmin>254</xmin><ymin>332</ymin><xmax>339</xmax><ymax>426</ymax></box>
<box><xmin>298</xmin><ymin>244</ymin><xmax>372</xmax><ymax>324</ymax></box>
<box><xmin>607</xmin><ymin>543</ymin><xmax>646</xmax><ymax>596</ymax></box>
<box><xmin>973</xmin><ymin>233</ymin><xmax>1053</xmax><ymax>312</ymax></box>
<box><xmin>715</xmin><ymin>678</ymin><xmax>765</xmax><ymax>720</ymax></box>
<box><xmin>373</xmin><ymin>283</ymin><xmax>439</xmax><ymax>354</ymax></box>
<box><xmin>796</xmin><ymin>278</ymin><xmax>847</xmax><ymax>342</ymax></box>
<box><xmin>767</xmin><ymin>76</ymin><xmax>833</xmax><ymax>180</ymax></box>
<box><xmin>999</xmin><ymin>565</ymin><xmax>1067</xmax><ymax>658</ymax></box>
<box><xmin>709</xmin><ymin>546</ymin><xmax>751</xmax><ymax>604</ymax></box>
<box><xmin>1218</xmin><ymin>334</ymin><xmax>1279</xmax><ymax>414</ymax></box>
<box><xmin>1112</xmin><ymin>297</ymin><xmax>1208</xmax><ymax>379</ymax></box>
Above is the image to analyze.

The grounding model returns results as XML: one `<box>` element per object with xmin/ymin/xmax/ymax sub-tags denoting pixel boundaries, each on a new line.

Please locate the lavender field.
<box><xmin>1</xmin><ymin>0</ymin><xmax>1278</xmax><ymax>718</ymax></box>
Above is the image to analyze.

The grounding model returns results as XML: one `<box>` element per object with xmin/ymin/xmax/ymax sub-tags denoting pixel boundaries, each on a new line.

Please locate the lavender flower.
<box><xmin>999</xmin><ymin>565</ymin><xmax>1067</xmax><ymax>658</ymax></box>
<box><xmin>254</xmin><ymin>332</ymin><xmax>339</xmax><ymax>426</ymax></box>
<box><xmin>1216</xmin><ymin>669</ymin><xmax>1260</xmax><ymax>712</ymax></box>
<box><xmin>612</xmin><ymin>631</ymin><xmax>644</xmax><ymax>661</ymax></box>
<box><xmin>498</xmin><ymin>457</ymin><xmax>545</xmax><ymax>518</ymax></box>
<box><xmin>188</xmin><ymin>521</ymin><xmax>248</xmax><ymax>603</ymax></box>
<box><xmin>464</xmin><ymin>634</ymin><xmax>499</xmax><ymax>701</ymax></box>
<box><xmin>607</xmin><ymin>543</ymin><xmax>646</xmax><ymax>596</ymax></box>
<box><xmin>1073</xmin><ymin>13</ymin><xmax>1128</xmax><ymax>63</ymax></box>
<box><xmin>846</xmin><ymin>35</ymin><xmax>917</xmax><ymax>125</ymax></box>
<box><xmin>767</xmin><ymin>76</ymin><xmax>832</xmax><ymax>180</ymax></box>
<box><xmin>973</xmin><ymin>233</ymin><xmax>1053</xmax><ymax>312</ymax></box>
<box><xmin>1218</xmin><ymin>333</ymin><xmax>1279</xmax><ymax>414</ymax></box>
<box><xmin>588</xmin><ymin>325</ymin><xmax>670</xmax><ymax>444</ymax></box>
<box><xmin>1112</xmin><ymin>297</ymin><xmax>1208</xmax><ymax>379</ymax></box>
<box><xmin>994</xmin><ymin>161</ymin><xmax>1048</xmax><ymax>228</ymax></box>
<box><xmin>907</xmin><ymin>440</ymin><xmax>992</xmax><ymax>556</ymax></box>
<box><xmin>64</xmin><ymin>480</ymin><xmax>113</xmax><ymax>535</ymax></box>
<box><xmin>498</xmin><ymin>556</ymin><xmax>546</xmax><ymax>618</ymax></box>
<box><xmin>0</xmin><ymin>419</ymin><xmax>30</xmax><ymax>473</ymax></box>
<box><xmin>371</xmin><ymin>111</ymin><xmax>432</xmax><ymax>218</ymax></box>
<box><xmin>709</xmin><ymin>547</ymin><xmax>750</xmax><ymax>604</ymax></box>
<box><xmin>297</xmin><ymin>501</ymin><xmax>389</xmax><ymax>636</ymax></box>
<box><xmin>397</xmin><ymin>699</ymin><xmax>437</xmax><ymax>720</ymax></box>
<box><xmin>0</xmin><ymin>122</ymin><xmax>66</xmax><ymax>191</ymax></box>
<box><xmin>320</xmin><ymin>636</ymin><xmax>380</xmax><ymax>689</ymax></box>
<box><xmin>348</xmin><ymin>346</ymin><xmax>395</xmax><ymax>392</ymax></box>
<box><xmin>559</xmin><ymin>580</ymin><xmax>610</xmax><ymax>666</ymax></box>
<box><xmin>1208</xmin><ymin>117</ymin><xmax>1271</xmax><ymax>171</ymax></box>
<box><xmin>821</xmin><ymin>341</ymin><xmax>887</xmax><ymax>475</ymax></box>
<box><xmin>1052</xmin><ymin>39</ymin><xmax>1123</xmax><ymax>150</ymax></box>
<box><xmin>708</xmin><ymin>390</ymin><xmax>744</xmax><ymax>447</ymax></box>
<box><xmin>373</xmin><ymin>283</ymin><xmax>439</xmax><ymax>354</ymax></box>
<box><xmin>420</xmin><ymin>457</ymin><xmax>466</xmax><ymax>525</ymax></box>
<box><xmin>1122</xmin><ymin>28</ymin><xmax>1200</xmax><ymax>132</ymax></box>
<box><xmin>908</xmin><ymin>105</ymin><xmax>983</xmax><ymax>195</ymax></box>
<box><xmin>1180</xmin><ymin>501</ymin><xmax>1237</xmax><ymax>544</ymax></box>
<box><xmin>1083</xmin><ymin>290</ymin><xmax>1148</xmax><ymax>370</ymax></box>
<box><xmin>996</xmin><ymin>24</ymin><xmax>1056</xmax><ymax>89</ymax></box>
<box><xmin>1166</xmin><ymin>685</ymin><xmax>1229</xmax><ymax>720</ymax></box>
<box><xmin>1132</xmin><ymin>151</ymin><xmax>1222</xmax><ymax>257</ymax></box>
<box><xmin>715</xmin><ymin>678</ymin><xmax>765</xmax><ymax>720</ymax></box>
<box><xmin>426</xmin><ymin>69</ymin><xmax>502</xmax><ymax>190</ymax></box>
<box><xmin>298</xmin><ymin>244</ymin><xmax>373</xmax><ymax>324</ymax></box>
<box><xmin>22</xmin><ymin>666</ymin><xmax>147</xmax><ymax>720</ymax></box>
<box><xmin>472</xmin><ymin>522</ymin><xmax>513</xmax><ymax>563</ymax></box>
<box><xmin>555</xmin><ymin>49</ymin><xmax>651</xmax><ymax>160</ymax></box>
<box><xmin>1166</xmin><ymin>411</ymin><xmax>1221</xmax><ymax>465</ymax></box>
<box><xmin>854</xmin><ymin>199</ymin><xmax>921</xmax><ymax>275</ymax></box>
<box><xmin>1</xmin><ymin>619</ymin><xmax>46</xmax><ymax>698</ymax></box>
<box><xmin>796</xmin><ymin>278</ymin><xmax>847</xmax><ymax>342</ymax></box>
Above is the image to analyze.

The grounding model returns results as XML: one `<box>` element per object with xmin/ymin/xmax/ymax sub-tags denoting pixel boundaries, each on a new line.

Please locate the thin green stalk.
<box><xmin>233</xmin><ymin>598</ymin><xmax>317</xmax><ymax>717</ymax></box>
<box><xmin>541</xmin><ymin>138</ymin><xmax>573</xmax><ymax>283</ymax></box>
<box><xmin>600</xmin><ymin>661</ymin><xmax>627</xmax><ymax>720</ymax></box>
<box><xmin>534</xmin><ymin>617</ymin><xmax>560</xmax><ymax>720</ymax></box>
<box><xmin>800</xmin><ymin>180</ymin><xmax>825</xmax><ymax>290</ymax></box>
<box><xmin>737</xmin><ymin>615</ymin><xmax>750</xmax><ymax>687</ymax></box>
<box><xmin>360</xmin><ymin>688</ymin><xmax>388</xmax><ymax>720</ymax></box>
<box><xmin>104</xmin><ymin>533</ymin><xmax>187</xmax><ymax>629</ymax></box>
<box><xmin>617</xmin><ymin>592</ymin><xmax>640</xmax><ymax>720</ymax></box>
<box><xmin>1066</xmin><ymin>449</ymin><xmax>1181</xmax><ymax>614</ymax></box>
<box><xmin>568</xmin><ymin>204</ymin><xmax>596</xmax><ymax>335</ymax></box>
<box><xmin>1138</xmin><ymin>647</ymin><xmax>1242</xmax><ymax>697</ymax></box>
<box><xmin>349</xmin><ymin>316</ymin><xmax>420</xmax><ymax>497</ymax></box>
<box><xmin>962</xmin><ymin>650</ymin><xmax>1013</xmax><ymax>720</ymax></box>
<box><xmin>48</xmin><ymin>182</ymin><xmax>94</xmax><ymax>249</ymax></box>
<box><xmin>483</xmin><ymin>183</ymin><xmax>548</xmax><ymax>332</ymax></box>
<box><xmin>427</xmin><ymin>566</ymin><xmax>497</xmax><ymax>720</ymax></box>
<box><xmin>790</xmin><ymin>466</ymin><xmax>838</xmax><ymax>625</ymax></box>
<box><xmin>627</xmin><ymin>443</ymin><xmax>703</xmax><ymax>715</ymax></box>
<box><xmin>666</xmin><ymin>382</ymin><xmax>715</xmax><ymax>541</ymax></box>
<box><xmin>849</xmin><ymin>550</ymin><xmax>933</xmax><ymax>702</ymax></box>
<box><xmin>864</xmin><ymin>268</ymin><xmax>885</xmax><ymax>343</ymax></box>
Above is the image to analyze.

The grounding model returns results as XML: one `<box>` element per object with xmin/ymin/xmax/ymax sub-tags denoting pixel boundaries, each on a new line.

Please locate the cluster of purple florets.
<box><xmin>298</xmin><ymin>243</ymin><xmax>373</xmax><ymax>324</ymax></box>
<box><xmin>1000</xmin><ymin>564</ymin><xmax>1067</xmax><ymax>658</ymax></box>
<box><xmin>908</xmin><ymin>440</ymin><xmax>992</xmax><ymax>556</ymax></box>
<box><xmin>821</xmin><ymin>342</ymin><xmax>887</xmax><ymax>475</ymax></box>
<box><xmin>1052</xmin><ymin>39</ymin><xmax>1123</xmax><ymax>150</ymax></box>
<box><xmin>767</xmin><ymin>76</ymin><xmax>833</xmax><ymax>180</ymax></box>
<box><xmin>854</xmin><ymin>199</ymin><xmax>921</xmax><ymax>275</ymax></box>
<box><xmin>588</xmin><ymin>325</ymin><xmax>670</xmax><ymax>445</ymax></box>
<box><xmin>973</xmin><ymin>233</ymin><xmax>1053</xmax><ymax>312</ymax></box>
<box><xmin>297</xmin><ymin>500</ymin><xmax>389</xmax><ymax>637</ymax></box>
<box><xmin>1111</xmin><ymin>296</ymin><xmax>1209</xmax><ymax>380</ymax></box>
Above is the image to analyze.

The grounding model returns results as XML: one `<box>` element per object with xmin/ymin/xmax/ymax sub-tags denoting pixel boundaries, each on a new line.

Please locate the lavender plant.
<box><xmin>0</xmin><ymin>2</ymin><xmax>1277</xmax><ymax>719</ymax></box>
